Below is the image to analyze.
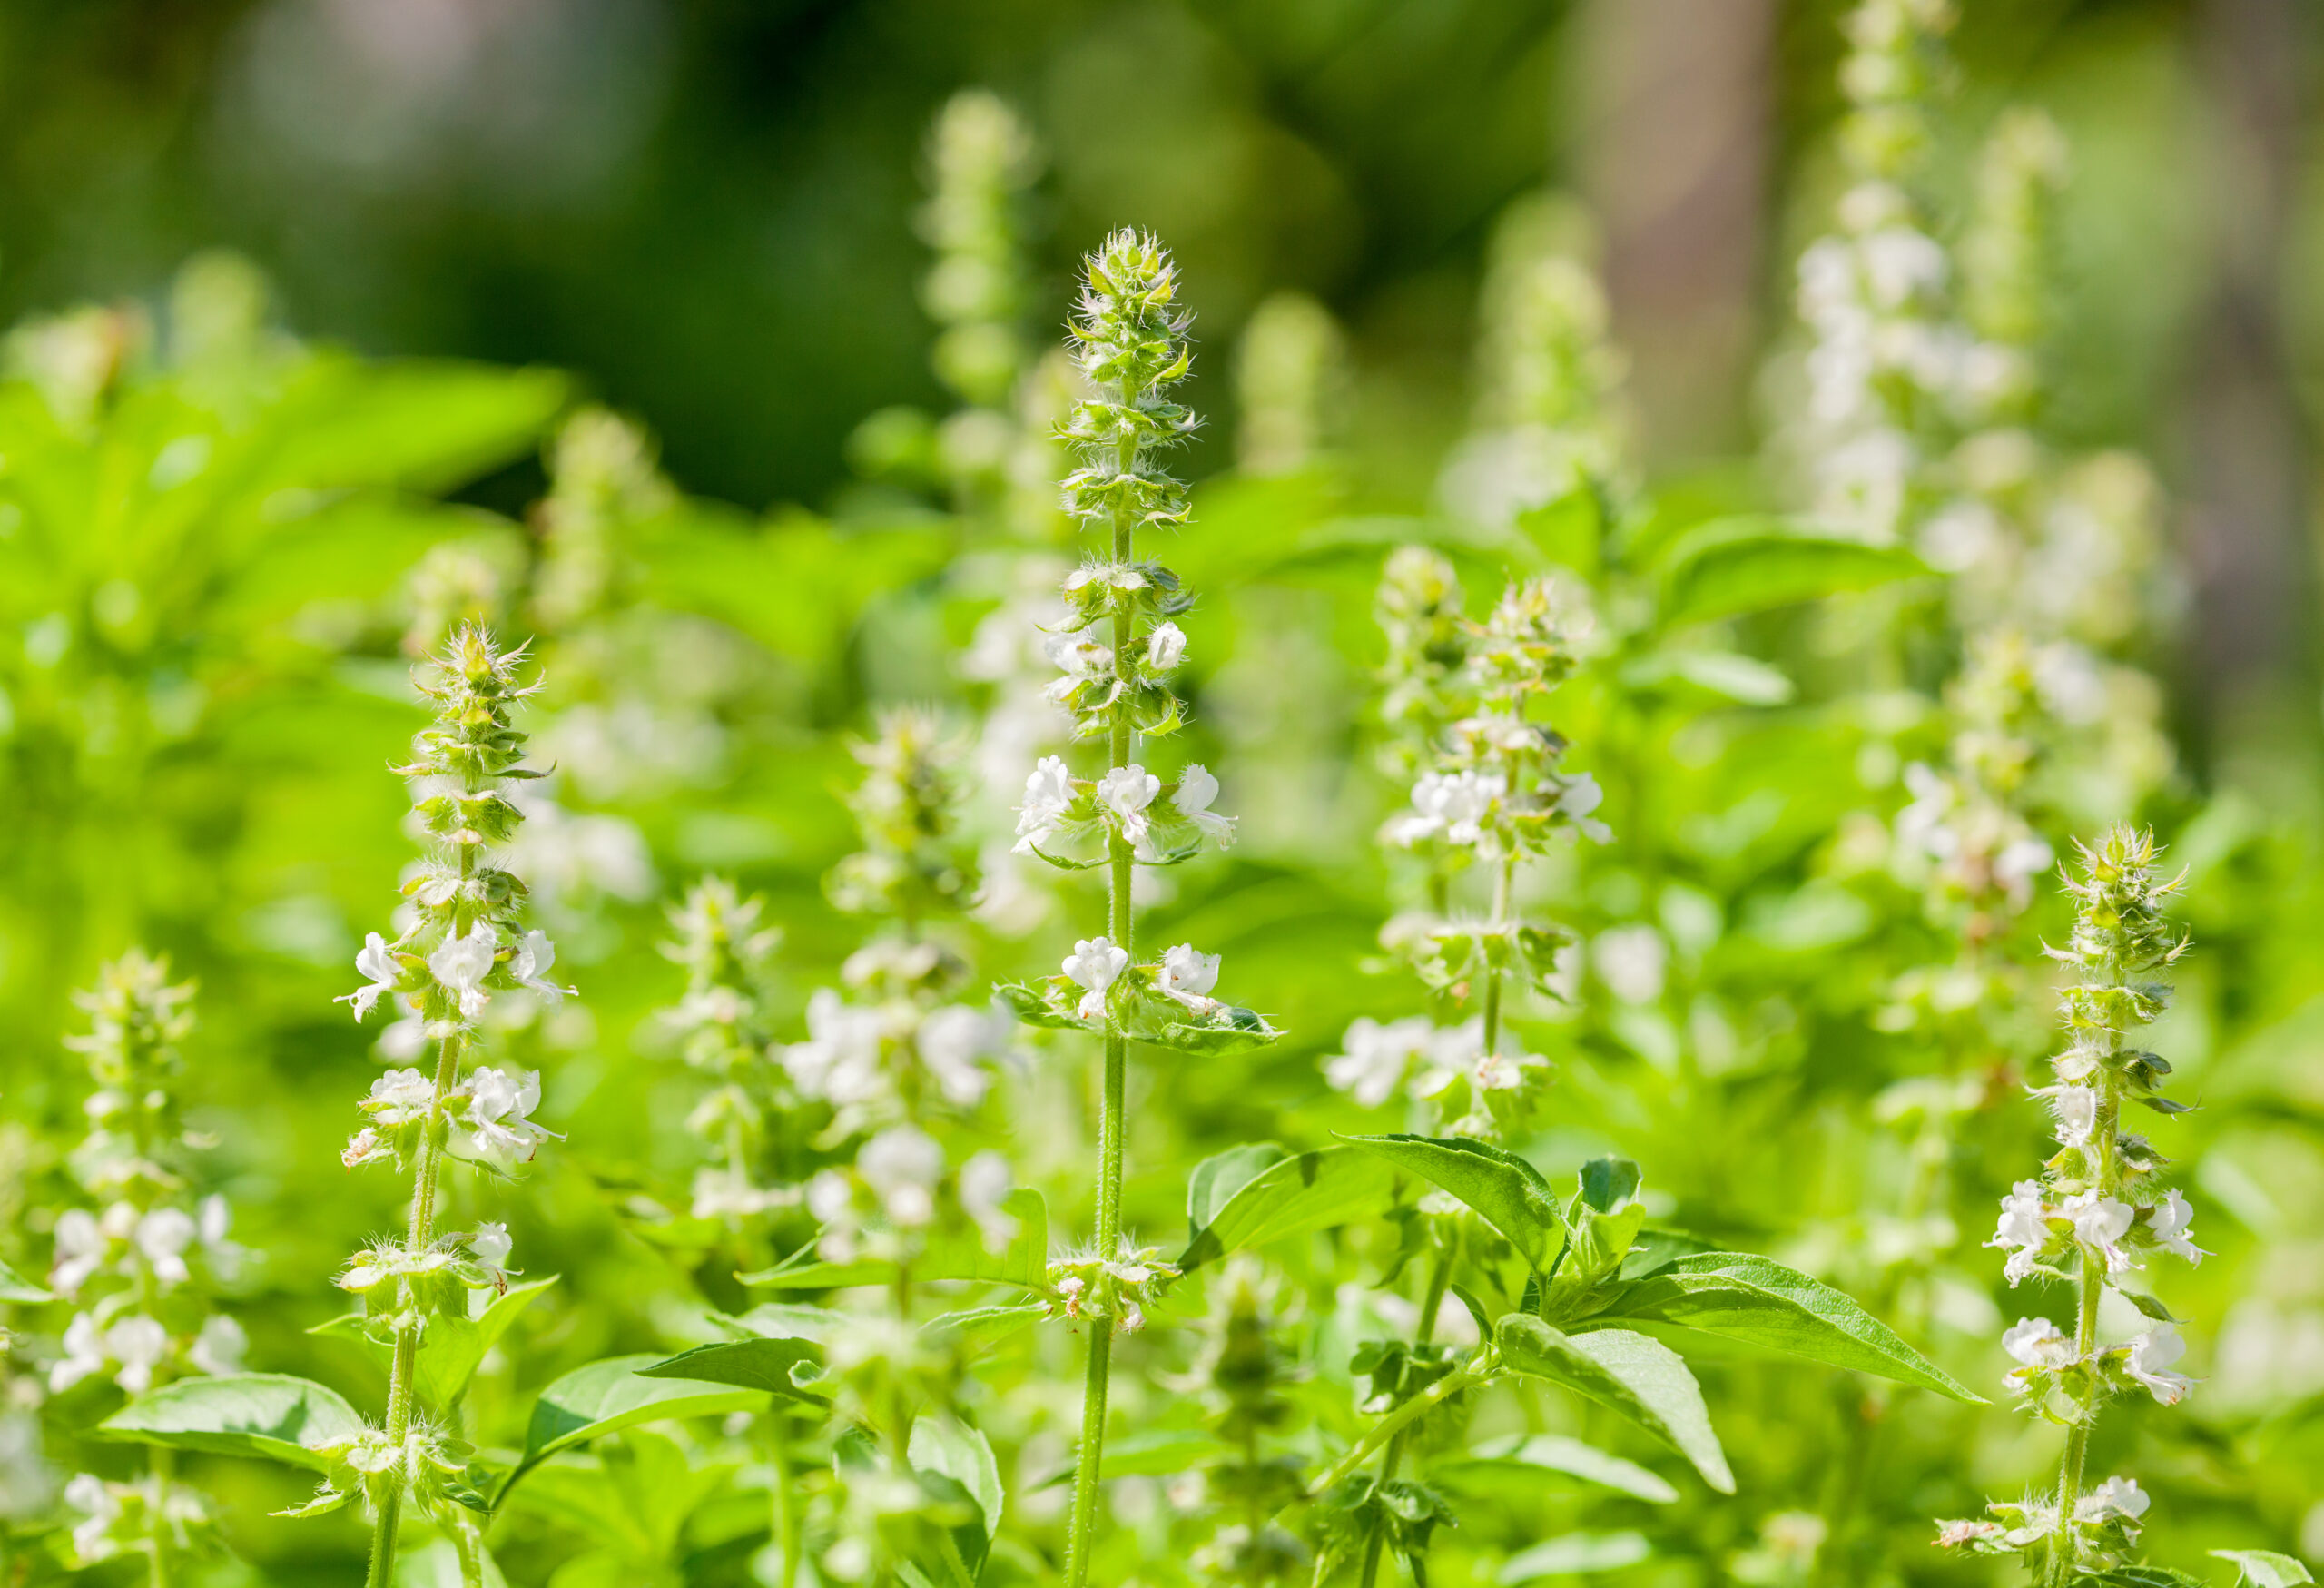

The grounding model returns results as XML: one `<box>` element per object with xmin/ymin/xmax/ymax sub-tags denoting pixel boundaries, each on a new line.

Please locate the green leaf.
<box><xmin>1622</xmin><ymin>1228</ymin><xmax>1720</xmax><ymax>1277</ymax></box>
<box><xmin>1655</xmin><ymin>516</ymin><xmax>1926</xmax><ymax>628</ymax></box>
<box><xmin>1187</xmin><ymin>1143</ymin><xmax>1291</xmax><ymax>1236</ymax></box>
<box><xmin>738</xmin><ymin>1244</ymin><xmax>897</xmax><ymax>1291</ymax></box>
<box><xmin>393</xmin><ymin>1535</ymin><xmax>509</xmax><ymax>1588</ymax></box>
<box><xmin>1496</xmin><ymin>1317</ymin><xmax>1733</xmax><ymax>1493</ymax></box>
<box><xmin>2212</xmin><ymin>1550</ymin><xmax>2316</xmax><ymax>1587</ymax></box>
<box><xmin>97</xmin><ymin>1374</ymin><xmax>365</xmax><ymax>1473</ymax></box>
<box><xmin>1344</xmin><ymin>1135</ymin><xmax>1569</xmax><ymax>1274</ymax></box>
<box><xmin>2073</xmin><ymin>1570</ymin><xmax>2211</xmax><ymax>1588</ymax></box>
<box><xmin>1449</xmin><ymin>1434</ymin><xmax>1679</xmax><ymax>1503</ymax></box>
<box><xmin>1138</xmin><ymin>1015</ymin><xmax>1284</xmax><ymax>1056</ymax></box>
<box><xmin>911</xmin><ymin>1416</ymin><xmax>1005</xmax><ymax>1550</ymax></box>
<box><xmin>920</xmin><ymin>1303</ymin><xmax>1049</xmax><ymax>1350</ymax></box>
<box><xmin>1177</xmin><ymin>1146</ymin><xmax>1404</xmax><ymax>1271</ymax></box>
<box><xmin>420</xmin><ymin>1277</ymin><xmax>558</xmax><ymax>1409</ymax></box>
<box><xmin>1619</xmin><ymin>650</ymin><xmax>1796</xmax><ymax>705</ymax></box>
<box><xmin>0</xmin><ymin>1255</ymin><xmax>52</xmax><ymax>1304</ymax></box>
<box><xmin>994</xmin><ymin>980</ymin><xmax>1094</xmax><ymax>1031</ymax></box>
<box><xmin>1501</xmin><ymin>1531</ymin><xmax>1653</xmax><ymax>1581</ymax></box>
<box><xmin>1584</xmin><ymin>1252</ymin><xmax>1983</xmax><ymax>1403</ymax></box>
<box><xmin>635</xmin><ymin>1338</ymin><xmax>824</xmax><ymax>1403</ymax></box>
<box><xmin>504</xmin><ymin>1356</ymin><xmax>761</xmax><ymax>1498</ymax></box>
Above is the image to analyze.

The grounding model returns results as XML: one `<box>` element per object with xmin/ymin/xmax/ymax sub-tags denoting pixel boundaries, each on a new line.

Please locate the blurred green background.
<box><xmin>3</xmin><ymin>1</ymin><xmax>2323</xmax><ymax>1584</ymax></box>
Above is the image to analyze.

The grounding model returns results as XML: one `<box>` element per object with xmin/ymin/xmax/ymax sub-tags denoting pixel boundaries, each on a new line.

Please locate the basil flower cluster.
<box><xmin>659</xmin><ymin>875</ymin><xmax>788</xmax><ymax>1222</ymax></box>
<box><xmin>1939</xmin><ymin>827</ymin><xmax>2205</xmax><ymax>1578</ymax></box>
<box><xmin>50</xmin><ymin>952</ymin><xmax>244</xmax><ymax>1571</ymax></box>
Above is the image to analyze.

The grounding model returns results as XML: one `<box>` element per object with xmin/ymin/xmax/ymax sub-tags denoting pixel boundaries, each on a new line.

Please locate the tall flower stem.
<box><xmin>366</xmin><ymin>1028</ymin><xmax>465</xmax><ymax>1588</ymax></box>
<box><xmin>1062</xmin><ymin>297</ymin><xmax>1147</xmax><ymax>1588</ymax></box>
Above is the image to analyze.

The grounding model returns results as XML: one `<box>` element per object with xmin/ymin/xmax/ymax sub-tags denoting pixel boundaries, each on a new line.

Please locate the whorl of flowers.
<box><xmin>529</xmin><ymin>406</ymin><xmax>672</xmax><ymax>635</ymax></box>
<box><xmin>315</xmin><ymin>626</ymin><xmax>570</xmax><ymax>1562</ymax></box>
<box><xmin>1336</xmin><ymin>576</ymin><xmax>1600</xmax><ymax>1139</ymax></box>
<box><xmin>51</xmin><ymin>953</ymin><xmax>244</xmax><ymax>1570</ymax></box>
<box><xmin>660</xmin><ymin>877</ymin><xmax>787</xmax><ymax>1222</ymax></box>
<box><xmin>1940</xmin><ymin>827</ymin><xmax>2202</xmax><ymax>1578</ymax></box>
<box><xmin>826</xmin><ymin>706</ymin><xmax>980</xmax><ymax>927</ymax></box>
<box><xmin>1440</xmin><ymin>194</ymin><xmax>1625</xmax><ymax>531</ymax></box>
<box><xmin>920</xmin><ymin>88</ymin><xmax>1038</xmax><ymax>412</ymax></box>
<box><xmin>1374</xmin><ymin>547</ymin><xmax>1470</xmax><ymax>784</ymax></box>
<box><xmin>1187</xmin><ymin>1260</ymin><xmax>1308</xmax><ymax>1584</ymax></box>
<box><xmin>1236</xmin><ymin>291</ymin><xmax>1346</xmax><ymax>478</ymax></box>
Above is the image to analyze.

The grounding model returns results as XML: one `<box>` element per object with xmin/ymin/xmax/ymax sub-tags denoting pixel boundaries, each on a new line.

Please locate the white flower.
<box><xmin>339</xmin><ymin>932</ymin><xmax>401</xmax><ymax>1021</ymax></box>
<box><xmin>2052</xmin><ymin>1085</ymin><xmax>2099</xmax><ymax>1146</ymax></box>
<box><xmin>1895</xmin><ymin>763</ymin><xmax>1959</xmax><ymax>862</ymax></box>
<box><xmin>806</xmin><ymin>1169</ymin><xmax>854</xmax><ymax>1230</ymax></box>
<box><xmin>1390</xmin><ymin>770</ymin><xmax>1502</xmax><ymax>848</ymax></box>
<box><xmin>449</xmin><ymin>1067</ymin><xmax>559</xmax><ymax>1173</ymax></box>
<box><xmin>2123</xmin><ymin>1324</ymin><xmax>2194</xmax><ymax>1405</ymax></box>
<box><xmin>1041</xmin><ymin>632</ymin><xmax>1114</xmax><ymax>678</ymax></box>
<box><xmin>1157</xmin><ymin>943</ymin><xmax>1222</xmax><ymax>1011</ymax></box>
<box><xmin>2078</xmin><ymin>1475</ymin><xmax>2150</xmax><ymax>1523</ymax></box>
<box><xmin>1172</xmin><ymin>764</ymin><xmax>1236</xmax><ymax>846</ymax></box>
<box><xmin>364</xmin><ymin>1068</ymin><xmax>436</xmax><ymax>1126</ymax></box>
<box><xmin>107</xmin><ymin>1316</ymin><xmax>170</xmax><ymax>1396</ymax></box>
<box><xmin>858</xmin><ymin>1128</ymin><xmax>944</xmax><ymax>1228</ymax></box>
<box><xmin>2063</xmin><ymin>1190</ymin><xmax>2136</xmax><ymax>1274</ymax></box>
<box><xmin>916</xmin><ymin>1003</ymin><xmax>1008</xmax><ymax>1107</ymax></box>
<box><xmin>1324</xmin><ymin>1015</ymin><xmax>1433</xmax><ymax>1108</ymax></box>
<box><xmin>341</xmin><ymin>1127</ymin><xmax>389</xmax><ymax>1169</ymax></box>
<box><xmin>135</xmin><ymin>1208</ymin><xmax>197</xmax><ymax>1289</ymax></box>
<box><xmin>1145</xmin><ymin>622</ymin><xmax>1187</xmax><ymax>671</ymax></box>
<box><xmin>190</xmin><ymin>1314</ymin><xmax>247</xmax><ymax>1376</ymax></box>
<box><xmin>1062</xmin><ymin>937</ymin><xmax>1128</xmax><ymax>1021</ymax></box>
<box><xmin>785</xmin><ymin>989</ymin><xmax>889</xmax><ymax>1105</ymax></box>
<box><xmin>2002</xmin><ymin>1316</ymin><xmax>2075</xmax><ymax>1372</ymax></box>
<box><xmin>1012</xmin><ymin>755</ymin><xmax>1075</xmax><ymax>854</ymax></box>
<box><xmin>1557</xmin><ymin>773</ymin><xmax>1612</xmax><ymax>843</ymax></box>
<box><xmin>64</xmin><ymin>1472</ymin><xmax>118</xmax><ymax>1562</ymax></box>
<box><xmin>51</xmin><ymin>1209</ymin><xmax>106</xmax><ymax>1297</ymax></box>
<box><xmin>427</xmin><ymin>923</ymin><xmax>499</xmax><ymax>1021</ymax></box>
<box><xmin>960</xmin><ymin>1151</ymin><xmax>1017</xmax><ymax>1249</ymax></box>
<box><xmin>509</xmin><ymin>930</ymin><xmax>576</xmax><ymax>1004</ymax></box>
<box><xmin>1097</xmin><ymin>765</ymin><xmax>1160</xmax><ymax>846</ymax></box>
<box><xmin>468</xmin><ymin>1221</ymin><xmax>513</xmax><ymax>1271</ymax></box>
<box><xmin>2145</xmin><ymin>1189</ymin><xmax>2207</xmax><ymax>1265</ymax></box>
<box><xmin>1996</xmin><ymin>836</ymin><xmax>2055</xmax><ymax>894</ymax></box>
<box><xmin>51</xmin><ymin>1313</ymin><xmax>107</xmax><ymax>1393</ymax></box>
<box><xmin>1987</xmin><ymin>1179</ymin><xmax>2053</xmax><ymax>1285</ymax></box>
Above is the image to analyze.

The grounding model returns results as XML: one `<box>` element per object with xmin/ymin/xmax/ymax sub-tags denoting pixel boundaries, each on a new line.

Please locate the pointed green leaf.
<box><xmin>420</xmin><ymin>1277</ymin><xmax>559</xmax><ymax>1408</ymax></box>
<box><xmin>1496</xmin><ymin>1317</ymin><xmax>1733</xmax><ymax>1493</ymax></box>
<box><xmin>1654</xmin><ymin>516</ymin><xmax>1927</xmax><ymax>628</ymax></box>
<box><xmin>1344</xmin><ymin>1134</ymin><xmax>1568</xmax><ymax>1274</ymax></box>
<box><xmin>1137</xmin><ymin>1016</ymin><xmax>1284</xmax><ymax>1056</ymax></box>
<box><xmin>920</xmin><ymin>1303</ymin><xmax>1049</xmax><ymax>1351</ymax></box>
<box><xmin>2073</xmin><ymin>1570</ymin><xmax>2211</xmax><ymax>1588</ymax></box>
<box><xmin>503</xmin><ymin>1356</ymin><xmax>760</xmax><ymax>1498</ymax></box>
<box><xmin>1177</xmin><ymin>1146</ymin><xmax>1404</xmax><ymax>1271</ymax></box>
<box><xmin>636</xmin><ymin>1338</ymin><xmax>824</xmax><ymax>1403</ymax></box>
<box><xmin>1502</xmin><ymin>1531</ymin><xmax>1653</xmax><ymax>1581</ymax></box>
<box><xmin>1447</xmin><ymin>1434</ymin><xmax>1679</xmax><ymax>1504</ymax></box>
<box><xmin>1585</xmin><ymin>1252</ymin><xmax>1983</xmax><ymax>1403</ymax></box>
<box><xmin>97</xmin><ymin>1374</ymin><xmax>365</xmax><ymax>1473</ymax></box>
<box><xmin>911</xmin><ymin>1416</ymin><xmax>1004</xmax><ymax>1549</ymax></box>
<box><xmin>1187</xmin><ymin>1143</ymin><xmax>1291</xmax><ymax>1237</ymax></box>
<box><xmin>2212</xmin><ymin>1550</ymin><xmax>2316</xmax><ymax>1587</ymax></box>
<box><xmin>0</xmin><ymin>1256</ymin><xmax>52</xmax><ymax>1304</ymax></box>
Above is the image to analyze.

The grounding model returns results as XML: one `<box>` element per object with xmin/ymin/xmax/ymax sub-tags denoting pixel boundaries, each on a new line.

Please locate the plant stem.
<box><xmin>1481</xmin><ymin>857</ymin><xmax>1514</xmax><ymax>1060</ymax></box>
<box><xmin>770</xmin><ymin>1408</ymin><xmax>800</xmax><ymax>1588</ymax></box>
<box><xmin>1354</xmin><ymin>1243</ymin><xmax>1460</xmax><ymax>1588</ymax></box>
<box><xmin>2046</xmin><ymin>949</ymin><xmax>2123</xmax><ymax>1588</ymax></box>
<box><xmin>1309</xmin><ymin>1359</ymin><xmax>1488</xmax><ymax>1501</ymax></box>
<box><xmin>1062</xmin><ymin>413</ymin><xmax>1143</xmax><ymax>1588</ymax></box>
<box><xmin>366</xmin><ymin>1027</ymin><xmax>467</xmax><ymax>1588</ymax></box>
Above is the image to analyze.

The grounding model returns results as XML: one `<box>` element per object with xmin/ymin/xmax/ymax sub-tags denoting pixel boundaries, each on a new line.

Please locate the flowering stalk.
<box><xmin>1003</xmin><ymin>229</ymin><xmax>1272</xmax><ymax>1586</ymax></box>
<box><xmin>660</xmin><ymin>877</ymin><xmax>785</xmax><ymax>1228</ymax></box>
<box><xmin>1939</xmin><ymin>827</ymin><xmax>2201</xmax><ymax>1582</ymax></box>
<box><xmin>329</xmin><ymin>626</ymin><xmax>571</xmax><ymax>1586</ymax></box>
<box><xmin>50</xmin><ymin>952</ymin><xmax>244</xmax><ymax>1584</ymax></box>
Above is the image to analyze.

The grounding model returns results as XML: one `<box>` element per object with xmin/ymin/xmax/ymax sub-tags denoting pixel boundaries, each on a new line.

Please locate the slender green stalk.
<box><xmin>1309</xmin><ymin>1360</ymin><xmax>1490</xmax><ymax>1501</ymax></box>
<box><xmin>1063</xmin><ymin>372</ymin><xmax>1143</xmax><ymax>1588</ymax></box>
<box><xmin>1355</xmin><ymin>1243</ymin><xmax>1461</xmax><ymax>1588</ymax></box>
<box><xmin>770</xmin><ymin>1411</ymin><xmax>801</xmax><ymax>1588</ymax></box>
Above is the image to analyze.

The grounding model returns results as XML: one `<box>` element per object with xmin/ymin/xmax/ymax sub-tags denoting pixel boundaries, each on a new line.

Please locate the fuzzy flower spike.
<box><xmin>994</xmin><ymin>229</ymin><xmax>1281</xmax><ymax>1588</ymax></box>
<box><xmin>311</xmin><ymin>626</ymin><xmax>573</xmax><ymax>1581</ymax></box>
<box><xmin>1939</xmin><ymin>827</ymin><xmax>2212</xmax><ymax>1581</ymax></box>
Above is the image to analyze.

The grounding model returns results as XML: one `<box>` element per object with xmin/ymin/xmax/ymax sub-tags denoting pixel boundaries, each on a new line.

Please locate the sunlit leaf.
<box><xmin>1344</xmin><ymin>1134</ymin><xmax>1568</xmax><ymax>1274</ymax></box>
<box><xmin>98</xmin><ymin>1374</ymin><xmax>365</xmax><ymax>1473</ymax></box>
<box><xmin>1497</xmin><ymin>1317</ymin><xmax>1733</xmax><ymax>1493</ymax></box>
<box><xmin>1178</xmin><ymin>1145</ymin><xmax>1404</xmax><ymax>1271</ymax></box>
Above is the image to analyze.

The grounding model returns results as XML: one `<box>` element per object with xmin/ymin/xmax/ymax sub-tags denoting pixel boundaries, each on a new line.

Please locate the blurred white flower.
<box><xmin>858</xmin><ymin>1128</ymin><xmax>944</xmax><ymax>1227</ymax></box>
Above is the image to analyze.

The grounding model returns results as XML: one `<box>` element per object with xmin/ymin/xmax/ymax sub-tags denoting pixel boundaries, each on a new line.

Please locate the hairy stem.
<box><xmin>366</xmin><ymin>1028</ymin><xmax>466</xmax><ymax>1588</ymax></box>
<box><xmin>2047</xmin><ymin>948</ymin><xmax>2123</xmax><ymax>1588</ymax></box>
<box><xmin>1062</xmin><ymin>408</ymin><xmax>1144</xmax><ymax>1588</ymax></box>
